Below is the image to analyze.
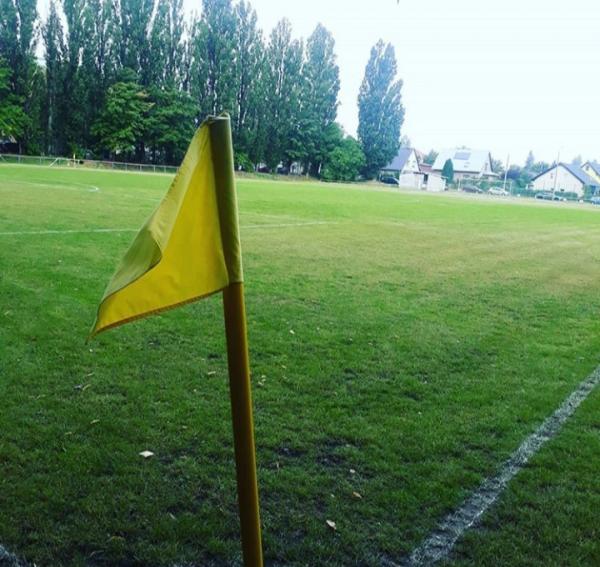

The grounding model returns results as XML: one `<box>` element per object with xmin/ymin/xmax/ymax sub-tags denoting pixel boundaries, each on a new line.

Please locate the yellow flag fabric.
<box><xmin>90</xmin><ymin>115</ymin><xmax>242</xmax><ymax>337</ymax></box>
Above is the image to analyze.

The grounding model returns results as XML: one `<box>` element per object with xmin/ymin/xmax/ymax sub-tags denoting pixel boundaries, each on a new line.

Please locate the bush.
<box><xmin>321</xmin><ymin>137</ymin><xmax>366</xmax><ymax>182</ymax></box>
<box><xmin>235</xmin><ymin>152</ymin><xmax>254</xmax><ymax>172</ymax></box>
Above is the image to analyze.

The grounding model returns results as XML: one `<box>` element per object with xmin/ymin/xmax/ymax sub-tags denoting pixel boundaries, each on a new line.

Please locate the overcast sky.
<box><xmin>39</xmin><ymin>0</ymin><xmax>600</xmax><ymax>165</ymax></box>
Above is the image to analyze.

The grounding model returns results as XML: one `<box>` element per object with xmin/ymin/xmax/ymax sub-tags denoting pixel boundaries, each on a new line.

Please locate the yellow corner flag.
<box><xmin>91</xmin><ymin>114</ymin><xmax>242</xmax><ymax>337</ymax></box>
<box><xmin>90</xmin><ymin>114</ymin><xmax>263</xmax><ymax>567</ymax></box>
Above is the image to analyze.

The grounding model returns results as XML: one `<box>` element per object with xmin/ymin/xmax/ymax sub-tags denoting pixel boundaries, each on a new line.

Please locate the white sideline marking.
<box><xmin>3</xmin><ymin>179</ymin><xmax>100</xmax><ymax>193</ymax></box>
<box><xmin>0</xmin><ymin>221</ymin><xmax>338</xmax><ymax>237</ymax></box>
<box><xmin>0</xmin><ymin>228</ymin><xmax>137</xmax><ymax>236</ymax></box>
<box><xmin>400</xmin><ymin>365</ymin><xmax>600</xmax><ymax>567</ymax></box>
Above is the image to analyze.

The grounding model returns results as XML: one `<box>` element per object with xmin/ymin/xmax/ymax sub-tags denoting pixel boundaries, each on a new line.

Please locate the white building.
<box><xmin>531</xmin><ymin>163</ymin><xmax>599</xmax><ymax>198</ymax></box>
<box><xmin>380</xmin><ymin>148</ymin><xmax>424</xmax><ymax>189</ymax></box>
<box><xmin>432</xmin><ymin>148</ymin><xmax>497</xmax><ymax>180</ymax></box>
<box><xmin>582</xmin><ymin>161</ymin><xmax>600</xmax><ymax>185</ymax></box>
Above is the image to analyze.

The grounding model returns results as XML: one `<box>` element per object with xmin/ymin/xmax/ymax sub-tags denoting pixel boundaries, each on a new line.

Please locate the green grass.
<box><xmin>0</xmin><ymin>165</ymin><xmax>599</xmax><ymax>566</ymax></box>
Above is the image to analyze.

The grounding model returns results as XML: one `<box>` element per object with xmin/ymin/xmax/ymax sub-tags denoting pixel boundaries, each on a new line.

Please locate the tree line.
<box><xmin>0</xmin><ymin>0</ymin><xmax>405</xmax><ymax>180</ymax></box>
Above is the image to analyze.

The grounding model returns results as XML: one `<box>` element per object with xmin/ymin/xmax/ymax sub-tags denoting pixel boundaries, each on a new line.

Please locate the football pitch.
<box><xmin>1</xmin><ymin>164</ymin><xmax>599</xmax><ymax>566</ymax></box>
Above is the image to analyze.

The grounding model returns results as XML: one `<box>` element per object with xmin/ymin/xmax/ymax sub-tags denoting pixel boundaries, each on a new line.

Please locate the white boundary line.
<box><xmin>0</xmin><ymin>221</ymin><xmax>338</xmax><ymax>237</ymax></box>
<box><xmin>0</xmin><ymin>228</ymin><xmax>137</xmax><ymax>236</ymax></box>
<box><xmin>0</xmin><ymin>179</ymin><xmax>100</xmax><ymax>193</ymax></box>
<box><xmin>400</xmin><ymin>365</ymin><xmax>600</xmax><ymax>566</ymax></box>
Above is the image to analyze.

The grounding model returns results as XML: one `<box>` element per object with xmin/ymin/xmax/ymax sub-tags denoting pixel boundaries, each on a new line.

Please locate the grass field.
<box><xmin>1</xmin><ymin>164</ymin><xmax>599</xmax><ymax>566</ymax></box>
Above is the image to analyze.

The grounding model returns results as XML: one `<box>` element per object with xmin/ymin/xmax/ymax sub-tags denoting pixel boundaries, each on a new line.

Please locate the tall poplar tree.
<box><xmin>149</xmin><ymin>0</ymin><xmax>185</xmax><ymax>88</ymax></box>
<box><xmin>232</xmin><ymin>0</ymin><xmax>264</xmax><ymax>160</ymax></box>
<box><xmin>297</xmin><ymin>23</ymin><xmax>339</xmax><ymax>175</ymax></box>
<box><xmin>357</xmin><ymin>40</ymin><xmax>404</xmax><ymax>178</ymax></box>
<box><xmin>263</xmin><ymin>19</ymin><xmax>303</xmax><ymax>171</ymax></box>
<box><xmin>190</xmin><ymin>0</ymin><xmax>237</xmax><ymax>119</ymax></box>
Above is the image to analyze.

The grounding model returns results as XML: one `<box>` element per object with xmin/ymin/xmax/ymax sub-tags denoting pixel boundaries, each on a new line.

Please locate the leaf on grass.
<box><xmin>352</xmin><ymin>491</ymin><xmax>362</xmax><ymax>499</ymax></box>
<box><xmin>289</xmin><ymin>329</ymin><xmax>295</xmax><ymax>335</ymax></box>
<box><xmin>207</xmin><ymin>371</ymin><xmax>216</xmax><ymax>376</ymax></box>
<box><xmin>349</xmin><ymin>468</ymin><xmax>356</xmax><ymax>475</ymax></box>
<box><xmin>139</xmin><ymin>450</ymin><xmax>155</xmax><ymax>458</ymax></box>
<box><xmin>326</xmin><ymin>520</ymin><xmax>337</xmax><ymax>531</ymax></box>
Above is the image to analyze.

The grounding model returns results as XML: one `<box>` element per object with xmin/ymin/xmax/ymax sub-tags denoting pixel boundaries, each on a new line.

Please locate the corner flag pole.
<box><xmin>223</xmin><ymin>282</ymin><xmax>264</xmax><ymax>567</ymax></box>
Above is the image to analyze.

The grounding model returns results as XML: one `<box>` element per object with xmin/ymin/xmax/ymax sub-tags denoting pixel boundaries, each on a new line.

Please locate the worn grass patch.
<box><xmin>1</xmin><ymin>165</ymin><xmax>599</xmax><ymax>566</ymax></box>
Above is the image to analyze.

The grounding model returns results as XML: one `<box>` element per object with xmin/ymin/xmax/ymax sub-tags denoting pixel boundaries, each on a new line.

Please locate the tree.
<box><xmin>0</xmin><ymin>58</ymin><xmax>28</xmax><ymax>139</ymax></box>
<box><xmin>42</xmin><ymin>0</ymin><xmax>65</xmax><ymax>154</ymax></box>
<box><xmin>0</xmin><ymin>0</ymin><xmax>39</xmax><ymax>150</ymax></box>
<box><xmin>146</xmin><ymin>87</ymin><xmax>196</xmax><ymax>164</ymax></box>
<box><xmin>232</xmin><ymin>0</ymin><xmax>264</xmax><ymax>161</ymax></box>
<box><xmin>190</xmin><ymin>0</ymin><xmax>237</xmax><ymax>119</ymax></box>
<box><xmin>262</xmin><ymin>19</ymin><xmax>303</xmax><ymax>171</ymax></box>
<box><xmin>92</xmin><ymin>78</ymin><xmax>151</xmax><ymax>159</ymax></box>
<box><xmin>531</xmin><ymin>160</ymin><xmax>549</xmax><ymax>174</ymax></box>
<box><xmin>491</xmin><ymin>158</ymin><xmax>504</xmax><ymax>175</ymax></box>
<box><xmin>525</xmin><ymin>150</ymin><xmax>535</xmax><ymax>171</ymax></box>
<box><xmin>296</xmin><ymin>23</ymin><xmax>340</xmax><ymax>175</ymax></box>
<box><xmin>399</xmin><ymin>135</ymin><xmax>411</xmax><ymax>148</ymax></box>
<box><xmin>357</xmin><ymin>40</ymin><xmax>404</xmax><ymax>178</ymax></box>
<box><xmin>423</xmin><ymin>149</ymin><xmax>438</xmax><ymax>165</ymax></box>
<box><xmin>322</xmin><ymin>136</ymin><xmax>365</xmax><ymax>182</ymax></box>
<box><xmin>441</xmin><ymin>158</ymin><xmax>454</xmax><ymax>183</ymax></box>
<box><xmin>149</xmin><ymin>0</ymin><xmax>185</xmax><ymax>88</ymax></box>
<box><xmin>572</xmin><ymin>154</ymin><xmax>582</xmax><ymax>166</ymax></box>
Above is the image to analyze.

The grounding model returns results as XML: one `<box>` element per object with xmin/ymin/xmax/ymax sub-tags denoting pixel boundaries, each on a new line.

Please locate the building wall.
<box><xmin>404</xmin><ymin>150</ymin><xmax>420</xmax><ymax>173</ymax></box>
<box><xmin>426</xmin><ymin>174</ymin><xmax>446</xmax><ymax>192</ymax></box>
<box><xmin>398</xmin><ymin>172</ymin><xmax>423</xmax><ymax>189</ymax></box>
<box><xmin>531</xmin><ymin>166</ymin><xmax>584</xmax><ymax>196</ymax></box>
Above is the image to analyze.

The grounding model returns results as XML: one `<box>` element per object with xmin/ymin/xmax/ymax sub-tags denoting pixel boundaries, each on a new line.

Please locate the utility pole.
<box><xmin>553</xmin><ymin>151</ymin><xmax>560</xmax><ymax>195</ymax></box>
<box><xmin>503</xmin><ymin>153</ymin><xmax>510</xmax><ymax>193</ymax></box>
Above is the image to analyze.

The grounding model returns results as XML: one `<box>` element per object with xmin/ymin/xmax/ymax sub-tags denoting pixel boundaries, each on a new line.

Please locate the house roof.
<box><xmin>382</xmin><ymin>148</ymin><xmax>417</xmax><ymax>172</ymax></box>
<box><xmin>532</xmin><ymin>163</ymin><xmax>599</xmax><ymax>187</ymax></box>
<box><xmin>432</xmin><ymin>148</ymin><xmax>493</xmax><ymax>173</ymax></box>
<box><xmin>583</xmin><ymin>161</ymin><xmax>600</xmax><ymax>176</ymax></box>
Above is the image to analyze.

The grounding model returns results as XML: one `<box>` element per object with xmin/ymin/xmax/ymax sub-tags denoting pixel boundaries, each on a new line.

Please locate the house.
<box><xmin>531</xmin><ymin>162</ymin><xmax>599</xmax><ymax>198</ymax></box>
<box><xmin>380</xmin><ymin>147</ymin><xmax>423</xmax><ymax>189</ymax></box>
<box><xmin>419</xmin><ymin>163</ymin><xmax>446</xmax><ymax>192</ymax></box>
<box><xmin>581</xmin><ymin>161</ymin><xmax>600</xmax><ymax>184</ymax></box>
<box><xmin>432</xmin><ymin>148</ymin><xmax>497</xmax><ymax>180</ymax></box>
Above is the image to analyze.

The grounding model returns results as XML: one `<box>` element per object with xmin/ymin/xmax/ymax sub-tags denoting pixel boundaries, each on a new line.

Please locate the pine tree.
<box><xmin>357</xmin><ymin>40</ymin><xmax>404</xmax><ymax>178</ymax></box>
<box><xmin>442</xmin><ymin>158</ymin><xmax>454</xmax><ymax>184</ymax></box>
<box><xmin>525</xmin><ymin>150</ymin><xmax>535</xmax><ymax>170</ymax></box>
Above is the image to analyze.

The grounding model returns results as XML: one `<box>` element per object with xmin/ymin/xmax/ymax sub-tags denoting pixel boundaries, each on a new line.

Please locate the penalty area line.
<box><xmin>399</xmin><ymin>365</ymin><xmax>600</xmax><ymax>566</ymax></box>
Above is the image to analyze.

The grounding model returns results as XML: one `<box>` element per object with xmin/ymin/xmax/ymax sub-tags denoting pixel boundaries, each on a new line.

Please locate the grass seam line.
<box><xmin>0</xmin><ymin>221</ymin><xmax>339</xmax><ymax>236</ymax></box>
<box><xmin>400</xmin><ymin>365</ymin><xmax>600</xmax><ymax>567</ymax></box>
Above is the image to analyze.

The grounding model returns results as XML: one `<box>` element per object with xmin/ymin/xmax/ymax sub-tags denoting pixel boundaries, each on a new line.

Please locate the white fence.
<box><xmin>0</xmin><ymin>153</ymin><xmax>178</xmax><ymax>175</ymax></box>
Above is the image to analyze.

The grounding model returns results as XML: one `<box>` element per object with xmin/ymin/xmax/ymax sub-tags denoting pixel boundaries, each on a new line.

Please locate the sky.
<box><xmin>38</xmin><ymin>0</ymin><xmax>600</xmax><ymax>165</ymax></box>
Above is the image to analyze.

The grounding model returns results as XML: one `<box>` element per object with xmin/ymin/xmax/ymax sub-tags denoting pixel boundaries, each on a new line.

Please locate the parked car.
<box><xmin>488</xmin><ymin>187</ymin><xmax>509</xmax><ymax>196</ymax></box>
<box><xmin>590</xmin><ymin>196</ymin><xmax>600</xmax><ymax>205</ymax></box>
<box><xmin>535</xmin><ymin>192</ymin><xmax>553</xmax><ymax>200</ymax></box>
<box><xmin>380</xmin><ymin>175</ymin><xmax>399</xmax><ymax>186</ymax></box>
<box><xmin>462</xmin><ymin>184</ymin><xmax>482</xmax><ymax>194</ymax></box>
